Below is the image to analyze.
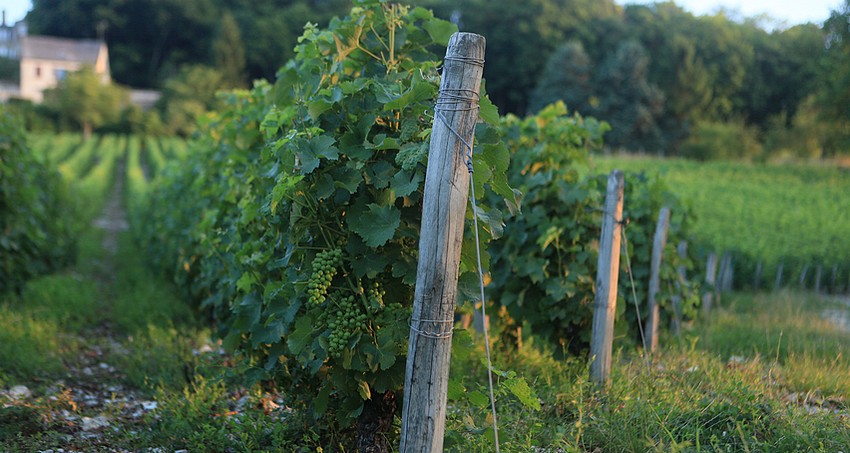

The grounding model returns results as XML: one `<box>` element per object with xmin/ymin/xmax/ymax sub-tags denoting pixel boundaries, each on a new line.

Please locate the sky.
<box><xmin>0</xmin><ymin>0</ymin><xmax>842</xmax><ymax>29</ymax></box>
<box><xmin>631</xmin><ymin>0</ymin><xmax>843</xmax><ymax>28</ymax></box>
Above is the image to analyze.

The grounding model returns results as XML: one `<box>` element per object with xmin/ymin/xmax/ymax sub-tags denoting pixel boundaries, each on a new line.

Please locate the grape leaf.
<box><xmin>348</xmin><ymin>203</ymin><xmax>401</xmax><ymax>248</ymax></box>
<box><xmin>503</xmin><ymin>377</ymin><xmax>540</xmax><ymax>410</ymax></box>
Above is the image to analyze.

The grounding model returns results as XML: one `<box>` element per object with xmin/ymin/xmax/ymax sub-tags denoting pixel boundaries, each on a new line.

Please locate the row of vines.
<box><xmin>133</xmin><ymin>1</ymin><xmax>702</xmax><ymax>447</ymax></box>
<box><xmin>599</xmin><ymin>157</ymin><xmax>850</xmax><ymax>292</ymax></box>
<box><xmin>1</xmin><ymin>111</ymin><xmax>186</xmax><ymax>295</ymax></box>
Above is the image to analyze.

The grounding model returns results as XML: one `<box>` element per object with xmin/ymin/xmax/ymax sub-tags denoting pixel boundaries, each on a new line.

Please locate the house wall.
<box><xmin>19</xmin><ymin>46</ymin><xmax>109</xmax><ymax>103</ymax></box>
<box><xmin>19</xmin><ymin>58</ymin><xmax>83</xmax><ymax>102</ymax></box>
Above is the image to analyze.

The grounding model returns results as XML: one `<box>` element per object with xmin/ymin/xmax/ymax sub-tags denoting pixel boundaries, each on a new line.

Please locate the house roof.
<box><xmin>21</xmin><ymin>35</ymin><xmax>105</xmax><ymax>63</ymax></box>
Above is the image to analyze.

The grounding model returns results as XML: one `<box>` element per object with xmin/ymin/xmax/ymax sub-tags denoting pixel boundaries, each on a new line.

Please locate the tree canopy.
<box><xmin>24</xmin><ymin>0</ymin><xmax>850</xmax><ymax>157</ymax></box>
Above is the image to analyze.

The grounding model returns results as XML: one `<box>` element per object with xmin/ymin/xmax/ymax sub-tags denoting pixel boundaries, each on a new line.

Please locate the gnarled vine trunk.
<box><xmin>357</xmin><ymin>391</ymin><xmax>397</xmax><ymax>453</ymax></box>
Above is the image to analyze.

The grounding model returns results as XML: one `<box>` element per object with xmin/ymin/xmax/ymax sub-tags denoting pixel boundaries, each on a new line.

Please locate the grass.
<box><xmin>3</xmin><ymin>228</ymin><xmax>849</xmax><ymax>451</ymax></box>
<box><xmin>442</xmin><ymin>291</ymin><xmax>850</xmax><ymax>451</ymax></box>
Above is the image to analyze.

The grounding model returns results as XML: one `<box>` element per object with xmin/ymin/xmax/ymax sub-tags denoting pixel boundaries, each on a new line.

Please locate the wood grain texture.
<box><xmin>589</xmin><ymin>170</ymin><xmax>624</xmax><ymax>386</ymax></box>
<box><xmin>645</xmin><ymin>206</ymin><xmax>670</xmax><ymax>353</ymax></box>
<box><xmin>400</xmin><ymin>32</ymin><xmax>485</xmax><ymax>453</ymax></box>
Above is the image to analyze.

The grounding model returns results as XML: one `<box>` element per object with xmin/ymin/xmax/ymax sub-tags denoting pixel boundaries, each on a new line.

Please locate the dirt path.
<box><xmin>2</xmin><ymin>159</ymin><xmax>160</xmax><ymax>451</ymax></box>
<box><xmin>92</xmin><ymin>156</ymin><xmax>129</xmax><ymax>259</ymax></box>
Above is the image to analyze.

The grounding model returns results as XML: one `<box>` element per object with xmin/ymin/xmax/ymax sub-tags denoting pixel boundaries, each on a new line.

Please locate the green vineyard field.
<box><xmin>596</xmin><ymin>155</ymin><xmax>850</xmax><ymax>287</ymax></box>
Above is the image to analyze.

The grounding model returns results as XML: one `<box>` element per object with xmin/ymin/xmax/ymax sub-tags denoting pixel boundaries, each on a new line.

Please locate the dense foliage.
<box><xmin>25</xmin><ymin>0</ymin><xmax>850</xmax><ymax>157</ymax></box>
<box><xmin>138</xmin><ymin>2</ymin><xmax>514</xmax><ymax>445</ymax></box>
<box><xmin>0</xmin><ymin>113</ymin><xmax>75</xmax><ymax>294</ymax></box>
<box><xmin>489</xmin><ymin>104</ymin><xmax>699</xmax><ymax>352</ymax></box>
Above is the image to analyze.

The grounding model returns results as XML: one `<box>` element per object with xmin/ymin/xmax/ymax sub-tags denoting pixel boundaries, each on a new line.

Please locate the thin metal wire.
<box><xmin>408</xmin><ymin>318</ymin><xmax>453</xmax><ymax>339</ymax></box>
<box><xmin>434</xmin><ymin>81</ymin><xmax>500</xmax><ymax>452</ymax></box>
<box><xmin>444</xmin><ymin>55</ymin><xmax>485</xmax><ymax>68</ymax></box>
<box><xmin>620</xmin><ymin>225</ymin><xmax>653</xmax><ymax>373</ymax></box>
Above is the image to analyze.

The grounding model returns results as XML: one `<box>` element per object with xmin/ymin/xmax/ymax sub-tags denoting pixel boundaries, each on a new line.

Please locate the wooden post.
<box><xmin>775</xmin><ymin>262</ymin><xmax>784</xmax><ymax>291</ymax></box>
<box><xmin>725</xmin><ymin>255</ymin><xmax>734</xmax><ymax>292</ymax></box>
<box><xmin>703</xmin><ymin>253</ymin><xmax>718</xmax><ymax>314</ymax></box>
<box><xmin>717</xmin><ymin>252</ymin><xmax>733</xmax><ymax>293</ymax></box>
<box><xmin>645</xmin><ymin>207</ymin><xmax>670</xmax><ymax>353</ymax></box>
<box><xmin>716</xmin><ymin>253</ymin><xmax>728</xmax><ymax>294</ymax></box>
<box><xmin>670</xmin><ymin>241</ymin><xmax>687</xmax><ymax>337</ymax></box>
<box><xmin>589</xmin><ymin>170</ymin><xmax>624</xmax><ymax>386</ymax></box>
<box><xmin>799</xmin><ymin>264</ymin><xmax>809</xmax><ymax>289</ymax></box>
<box><xmin>400</xmin><ymin>32</ymin><xmax>485</xmax><ymax>453</ymax></box>
<box><xmin>754</xmin><ymin>260</ymin><xmax>762</xmax><ymax>290</ymax></box>
<box><xmin>815</xmin><ymin>265</ymin><xmax>823</xmax><ymax>293</ymax></box>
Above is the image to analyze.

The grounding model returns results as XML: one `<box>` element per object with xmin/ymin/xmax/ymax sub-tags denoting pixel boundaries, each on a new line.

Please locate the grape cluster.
<box><xmin>327</xmin><ymin>294</ymin><xmax>369</xmax><ymax>357</ymax></box>
<box><xmin>366</xmin><ymin>280</ymin><xmax>386</xmax><ymax>314</ymax></box>
<box><xmin>306</xmin><ymin>249</ymin><xmax>343</xmax><ymax>306</ymax></box>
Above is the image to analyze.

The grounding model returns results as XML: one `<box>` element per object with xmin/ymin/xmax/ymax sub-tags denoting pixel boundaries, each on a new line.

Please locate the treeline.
<box><xmin>24</xmin><ymin>0</ymin><xmax>850</xmax><ymax>157</ymax></box>
<box><xmin>420</xmin><ymin>0</ymin><xmax>850</xmax><ymax>158</ymax></box>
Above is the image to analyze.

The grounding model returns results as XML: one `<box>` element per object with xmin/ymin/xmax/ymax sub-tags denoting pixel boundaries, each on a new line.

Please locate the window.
<box><xmin>35</xmin><ymin>66</ymin><xmax>41</xmax><ymax>77</ymax></box>
<box><xmin>55</xmin><ymin>69</ymin><xmax>66</xmax><ymax>81</ymax></box>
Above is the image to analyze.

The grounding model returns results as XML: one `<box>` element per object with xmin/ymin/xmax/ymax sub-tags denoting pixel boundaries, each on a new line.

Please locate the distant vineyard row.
<box><xmin>597</xmin><ymin>156</ymin><xmax>850</xmax><ymax>288</ymax></box>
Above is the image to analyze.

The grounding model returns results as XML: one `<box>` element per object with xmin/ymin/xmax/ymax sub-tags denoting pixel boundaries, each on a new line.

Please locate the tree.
<box><xmin>816</xmin><ymin>0</ymin><xmax>850</xmax><ymax>155</ymax></box>
<box><xmin>418</xmin><ymin>0</ymin><xmax>621</xmax><ymax>114</ymax></box>
<box><xmin>156</xmin><ymin>64</ymin><xmax>226</xmax><ymax>136</ymax></box>
<box><xmin>594</xmin><ymin>40</ymin><xmax>665</xmax><ymax>151</ymax></box>
<box><xmin>44</xmin><ymin>66</ymin><xmax>127</xmax><ymax>139</ymax></box>
<box><xmin>213</xmin><ymin>11</ymin><xmax>247</xmax><ymax>88</ymax></box>
<box><xmin>528</xmin><ymin>41</ymin><xmax>593</xmax><ymax>114</ymax></box>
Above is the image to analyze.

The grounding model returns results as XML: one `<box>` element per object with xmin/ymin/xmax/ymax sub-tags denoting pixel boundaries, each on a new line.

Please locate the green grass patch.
<box><xmin>109</xmin><ymin>233</ymin><xmax>197</xmax><ymax>334</ymax></box>
<box><xmin>0</xmin><ymin>304</ymin><xmax>67</xmax><ymax>386</ymax></box>
<box><xmin>440</xmin><ymin>291</ymin><xmax>850</xmax><ymax>451</ymax></box>
<box><xmin>16</xmin><ymin>275</ymin><xmax>102</xmax><ymax>332</ymax></box>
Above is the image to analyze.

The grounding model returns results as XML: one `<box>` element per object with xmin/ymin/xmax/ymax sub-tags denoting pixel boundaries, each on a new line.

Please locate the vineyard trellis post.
<box><xmin>718</xmin><ymin>252</ymin><xmax>733</xmax><ymax>293</ymax></box>
<box><xmin>400</xmin><ymin>32</ymin><xmax>486</xmax><ymax>453</ymax></box>
<box><xmin>703</xmin><ymin>253</ymin><xmax>718</xmax><ymax>314</ymax></box>
<box><xmin>670</xmin><ymin>240</ymin><xmax>687</xmax><ymax>337</ymax></box>
<box><xmin>645</xmin><ymin>206</ymin><xmax>670</xmax><ymax>353</ymax></box>
<box><xmin>799</xmin><ymin>264</ymin><xmax>809</xmax><ymax>289</ymax></box>
<box><xmin>775</xmin><ymin>261</ymin><xmax>784</xmax><ymax>291</ymax></box>
<box><xmin>754</xmin><ymin>260</ymin><xmax>762</xmax><ymax>290</ymax></box>
<box><xmin>590</xmin><ymin>170</ymin><xmax>624</xmax><ymax>386</ymax></box>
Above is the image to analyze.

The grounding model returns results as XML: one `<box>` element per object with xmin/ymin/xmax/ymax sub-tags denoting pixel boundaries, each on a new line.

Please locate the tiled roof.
<box><xmin>21</xmin><ymin>35</ymin><xmax>104</xmax><ymax>63</ymax></box>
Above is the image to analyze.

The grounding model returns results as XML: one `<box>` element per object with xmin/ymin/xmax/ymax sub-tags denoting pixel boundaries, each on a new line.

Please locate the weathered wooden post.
<box><xmin>645</xmin><ymin>207</ymin><xmax>670</xmax><ymax>353</ymax></box>
<box><xmin>718</xmin><ymin>252</ymin><xmax>733</xmax><ymax>292</ymax></box>
<box><xmin>799</xmin><ymin>264</ymin><xmax>809</xmax><ymax>289</ymax></box>
<box><xmin>754</xmin><ymin>260</ymin><xmax>762</xmax><ymax>290</ymax></box>
<box><xmin>670</xmin><ymin>241</ymin><xmax>687</xmax><ymax>337</ymax></box>
<box><xmin>400</xmin><ymin>32</ymin><xmax>485</xmax><ymax>453</ymax></box>
<box><xmin>775</xmin><ymin>261</ymin><xmax>784</xmax><ymax>291</ymax></box>
<box><xmin>590</xmin><ymin>170</ymin><xmax>625</xmax><ymax>386</ymax></box>
<box><xmin>703</xmin><ymin>253</ymin><xmax>718</xmax><ymax>314</ymax></box>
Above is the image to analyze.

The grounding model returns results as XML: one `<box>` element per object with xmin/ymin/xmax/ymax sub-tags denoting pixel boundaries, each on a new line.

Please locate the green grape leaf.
<box><xmin>503</xmin><ymin>377</ymin><xmax>540</xmax><ymax>410</ymax></box>
<box><xmin>422</xmin><ymin>16</ymin><xmax>457</xmax><ymax>46</ymax></box>
<box><xmin>297</xmin><ymin>134</ymin><xmax>339</xmax><ymax>174</ymax></box>
<box><xmin>348</xmin><ymin>203</ymin><xmax>401</xmax><ymax>248</ymax></box>
<box><xmin>288</xmin><ymin>316</ymin><xmax>315</xmax><ymax>355</ymax></box>
<box><xmin>467</xmin><ymin>390</ymin><xmax>490</xmax><ymax>408</ymax></box>
<box><xmin>390</xmin><ymin>169</ymin><xmax>423</xmax><ymax>198</ymax></box>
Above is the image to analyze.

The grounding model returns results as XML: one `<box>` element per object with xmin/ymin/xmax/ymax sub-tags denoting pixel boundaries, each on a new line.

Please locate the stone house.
<box><xmin>19</xmin><ymin>35</ymin><xmax>110</xmax><ymax>102</ymax></box>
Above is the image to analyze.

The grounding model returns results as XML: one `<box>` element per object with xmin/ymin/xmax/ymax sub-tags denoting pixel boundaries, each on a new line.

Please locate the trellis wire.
<box><xmin>620</xmin><ymin>223</ymin><xmax>653</xmax><ymax>373</ymax></box>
